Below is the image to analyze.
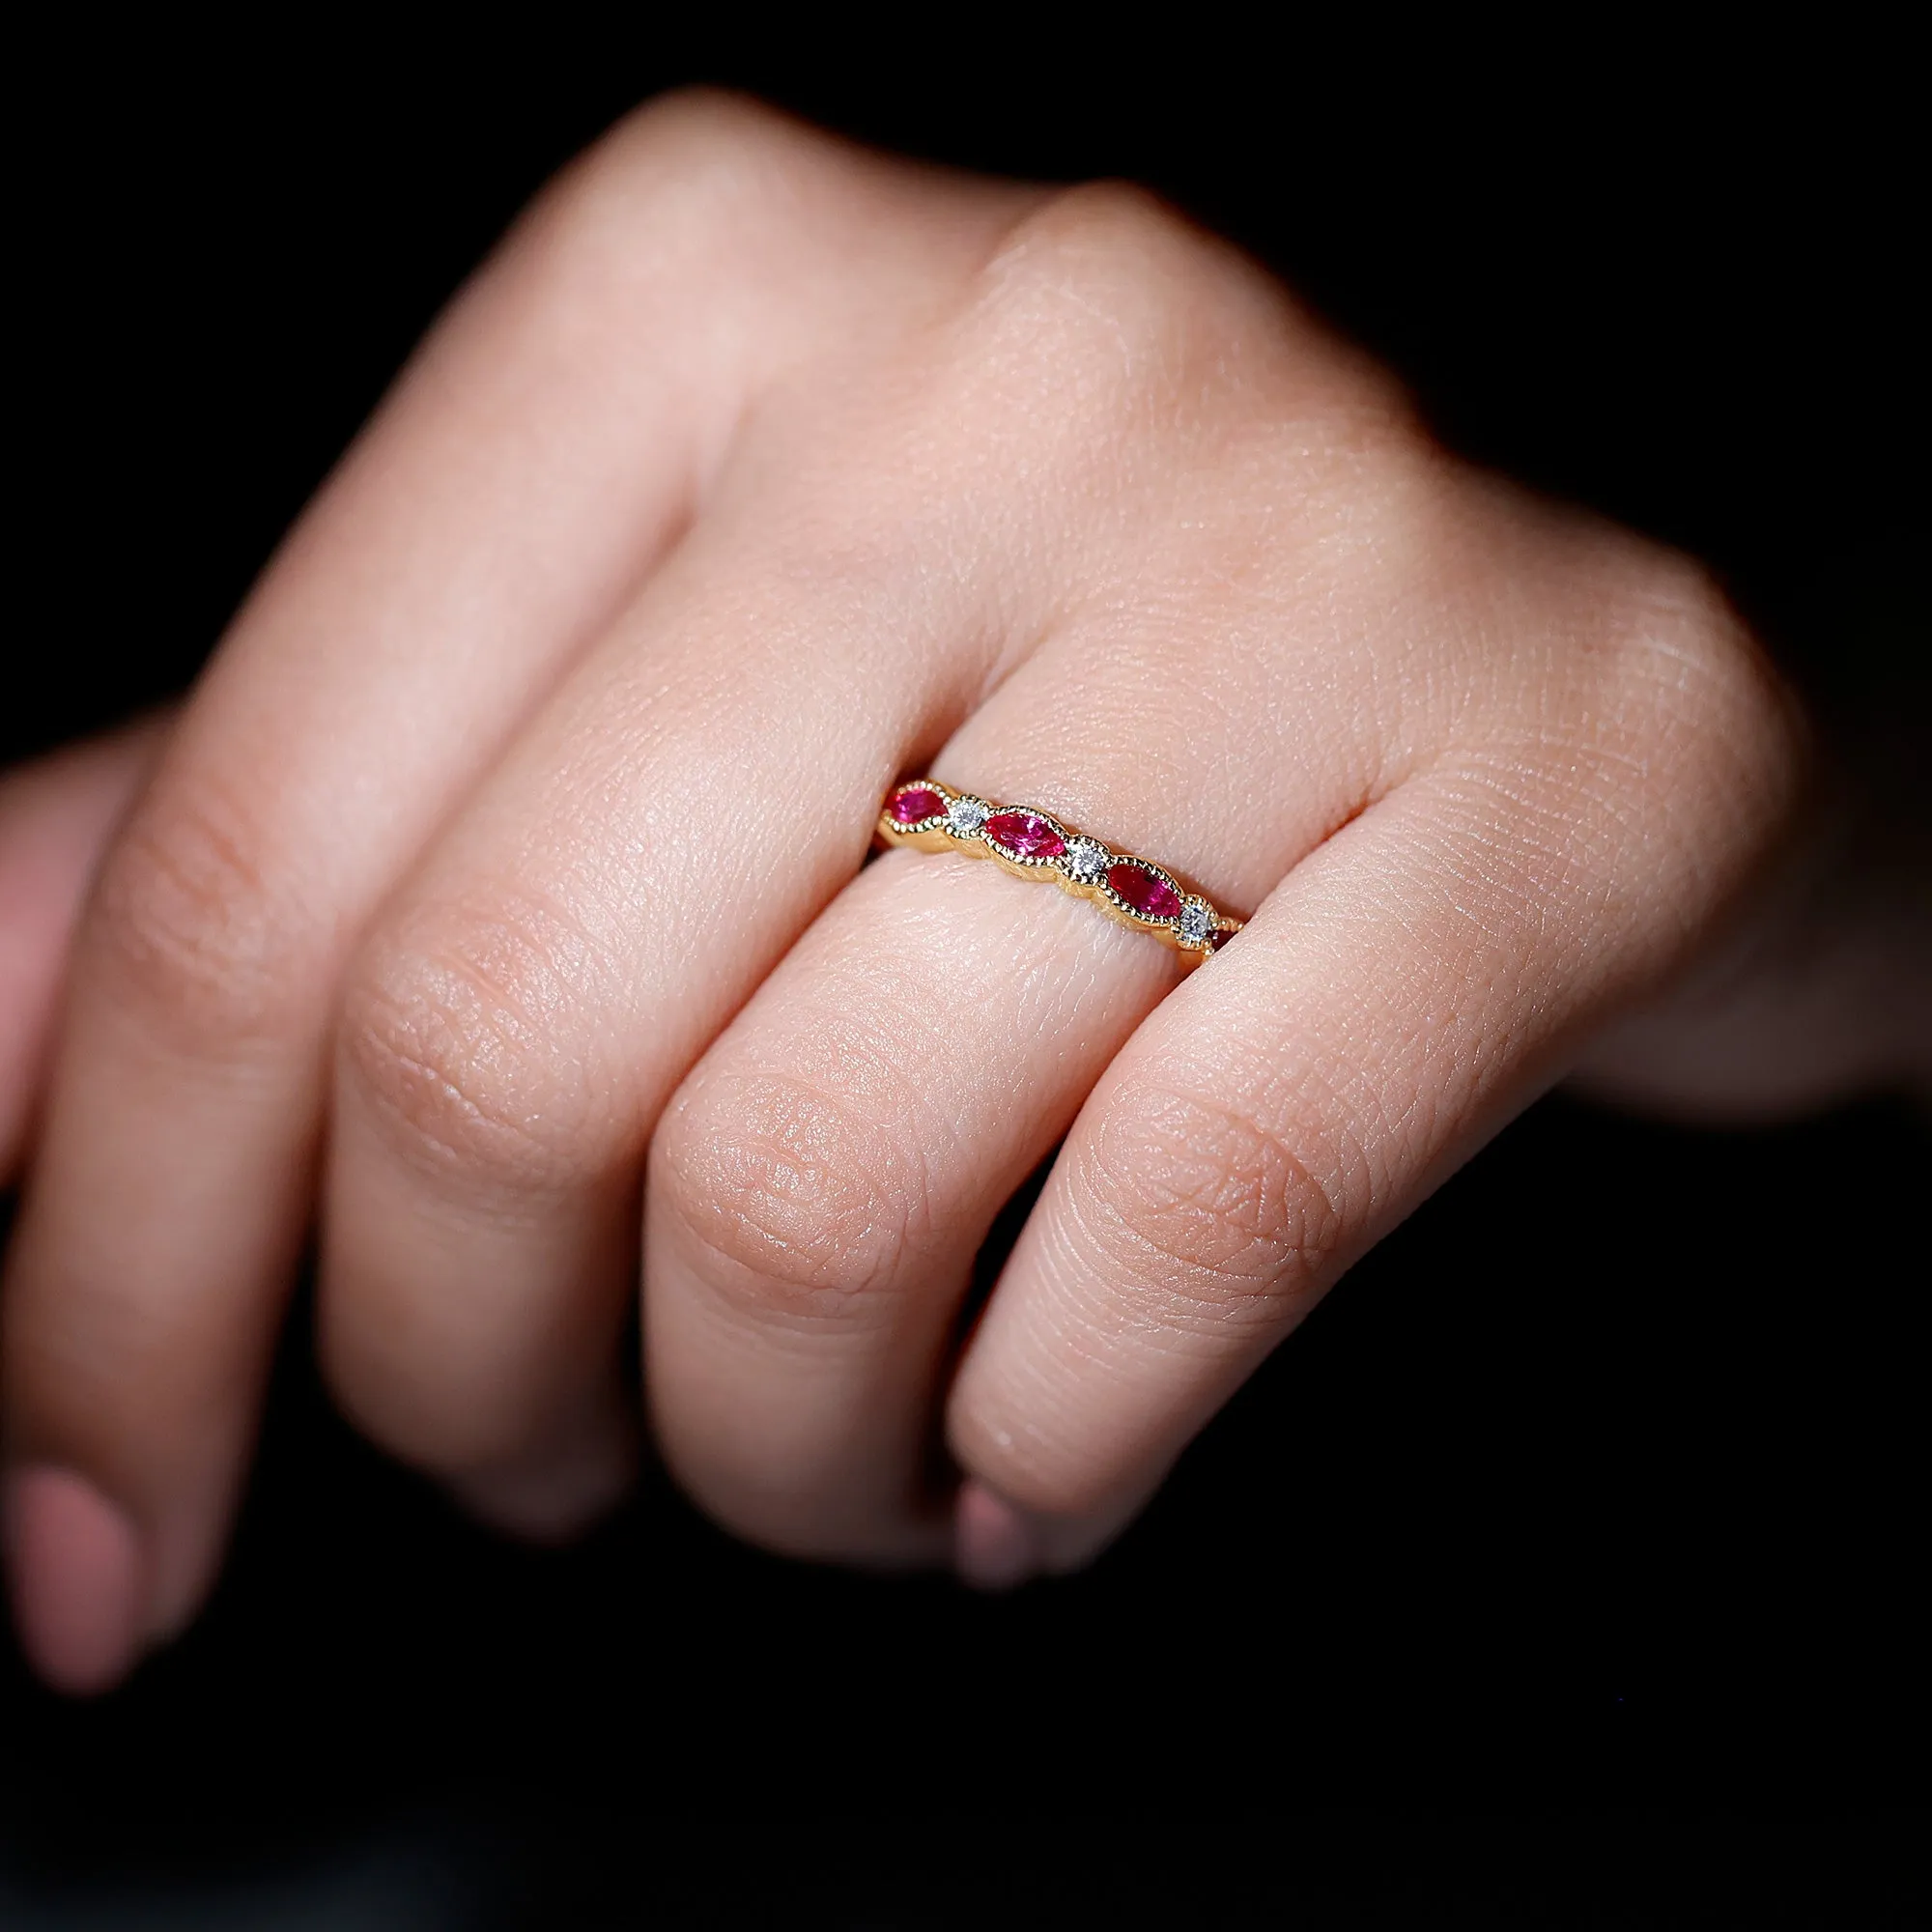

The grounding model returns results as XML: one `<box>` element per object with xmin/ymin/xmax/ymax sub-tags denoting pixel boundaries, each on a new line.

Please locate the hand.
<box><xmin>1</xmin><ymin>95</ymin><xmax>1810</xmax><ymax>1694</ymax></box>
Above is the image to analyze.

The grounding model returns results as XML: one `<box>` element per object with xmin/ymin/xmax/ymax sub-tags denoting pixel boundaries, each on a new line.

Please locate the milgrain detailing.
<box><xmin>877</xmin><ymin>780</ymin><xmax>1243</xmax><ymax>966</ymax></box>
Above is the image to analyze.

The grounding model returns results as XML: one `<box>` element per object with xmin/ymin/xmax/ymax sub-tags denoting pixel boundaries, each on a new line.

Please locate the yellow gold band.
<box><xmin>876</xmin><ymin>780</ymin><xmax>1242</xmax><ymax>966</ymax></box>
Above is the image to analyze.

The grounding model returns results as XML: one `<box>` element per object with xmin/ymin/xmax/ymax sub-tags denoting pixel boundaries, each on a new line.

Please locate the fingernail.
<box><xmin>953</xmin><ymin>1477</ymin><xmax>1043</xmax><ymax>1591</ymax></box>
<box><xmin>2</xmin><ymin>1466</ymin><xmax>146</xmax><ymax>1695</ymax></box>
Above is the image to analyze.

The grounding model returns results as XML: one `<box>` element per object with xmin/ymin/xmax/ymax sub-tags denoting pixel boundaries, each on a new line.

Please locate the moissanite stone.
<box><xmin>984</xmin><ymin>810</ymin><xmax>1066</xmax><ymax>860</ymax></box>
<box><xmin>1179</xmin><ymin>898</ymin><xmax>1215</xmax><ymax>948</ymax></box>
<box><xmin>890</xmin><ymin>786</ymin><xmax>945</xmax><ymax>826</ymax></box>
<box><xmin>946</xmin><ymin>796</ymin><xmax>990</xmax><ymax>838</ymax></box>
<box><xmin>1064</xmin><ymin>838</ymin><xmax>1108</xmax><ymax>884</ymax></box>
<box><xmin>1107</xmin><ymin>862</ymin><xmax>1183</xmax><ymax>922</ymax></box>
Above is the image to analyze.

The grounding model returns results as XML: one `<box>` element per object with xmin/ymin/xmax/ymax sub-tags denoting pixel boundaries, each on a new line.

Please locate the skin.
<box><xmin>2</xmin><ymin>95</ymin><xmax>1920</xmax><ymax>1697</ymax></box>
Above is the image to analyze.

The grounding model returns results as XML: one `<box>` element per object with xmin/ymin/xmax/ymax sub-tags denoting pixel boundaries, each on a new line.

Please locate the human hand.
<box><xmin>1</xmin><ymin>95</ymin><xmax>1813</xmax><ymax>1694</ymax></box>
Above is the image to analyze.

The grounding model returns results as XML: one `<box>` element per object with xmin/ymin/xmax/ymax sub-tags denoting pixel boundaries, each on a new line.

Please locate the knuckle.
<box><xmin>983</xmin><ymin>182</ymin><xmax>1236</xmax><ymax>390</ymax></box>
<box><xmin>525</xmin><ymin>92</ymin><xmax>933</xmax><ymax>421</ymax></box>
<box><xmin>87</xmin><ymin>778</ymin><xmax>309</xmax><ymax>1053</ymax></box>
<box><xmin>339</xmin><ymin>894</ymin><xmax>606</xmax><ymax>1192</ymax></box>
<box><xmin>549</xmin><ymin>89</ymin><xmax>844</xmax><ymax>271</ymax></box>
<box><xmin>975</xmin><ymin>180</ymin><xmax>1424</xmax><ymax>495</ymax></box>
<box><xmin>1546</xmin><ymin>545</ymin><xmax>1808</xmax><ymax>878</ymax></box>
<box><xmin>1418</xmin><ymin>537</ymin><xmax>1809</xmax><ymax>980</ymax></box>
<box><xmin>1619</xmin><ymin>558</ymin><xmax>1804</xmax><ymax>788</ymax></box>
<box><xmin>1076</xmin><ymin>1084</ymin><xmax>1347</xmax><ymax>1324</ymax></box>
<box><xmin>1013</xmin><ymin>178</ymin><xmax>1207</xmax><ymax>280</ymax></box>
<box><xmin>596</xmin><ymin>85</ymin><xmax>813</xmax><ymax>182</ymax></box>
<box><xmin>653</xmin><ymin>1068</ymin><xmax>926</xmax><ymax>1322</ymax></box>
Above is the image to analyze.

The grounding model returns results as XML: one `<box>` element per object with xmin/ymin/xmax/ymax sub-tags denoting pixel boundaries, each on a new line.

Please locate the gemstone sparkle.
<box><xmin>946</xmin><ymin>796</ymin><xmax>990</xmax><ymax>838</ymax></box>
<box><xmin>1064</xmin><ymin>838</ymin><xmax>1109</xmax><ymax>884</ymax></box>
<box><xmin>984</xmin><ymin>810</ymin><xmax>1066</xmax><ymax>860</ymax></box>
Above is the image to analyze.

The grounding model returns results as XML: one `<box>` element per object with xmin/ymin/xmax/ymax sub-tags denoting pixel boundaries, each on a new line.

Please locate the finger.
<box><xmin>643</xmin><ymin>851</ymin><xmax>1173</xmax><ymax>1560</ymax></box>
<box><xmin>0</xmin><ymin>717</ymin><xmax>168</xmax><ymax>1185</ymax></box>
<box><xmin>640</xmin><ymin>745</ymin><xmax>1318</xmax><ymax>1566</ymax></box>
<box><xmin>946</xmin><ymin>655</ymin><xmax>1799</xmax><ymax>1581</ymax></box>
<box><xmin>1</xmin><ymin>96</ymin><xmax>911</xmax><ymax>1686</ymax></box>
<box><xmin>633</xmin><ymin>199</ymin><xmax>1441</xmax><ymax>1561</ymax></box>
<box><xmin>320</xmin><ymin>178</ymin><xmax>1287</xmax><ymax>1538</ymax></box>
<box><xmin>636</xmin><ymin>376</ymin><xmax>1417</xmax><ymax>1562</ymax></box>
<box><xmin>315</xmin><ymin>167</ymin><xmax>1041</xmax><ymax>1528</ymax></box>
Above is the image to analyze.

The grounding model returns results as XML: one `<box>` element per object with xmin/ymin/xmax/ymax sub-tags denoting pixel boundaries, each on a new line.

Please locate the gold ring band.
<box><xmin>876</xmin><ymin>780</ymin><xmax>1243</xmax><ymax>966</ymax></box>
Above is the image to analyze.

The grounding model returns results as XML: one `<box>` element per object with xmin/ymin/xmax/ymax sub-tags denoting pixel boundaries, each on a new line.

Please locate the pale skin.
<box><xmin>2</xmin><ymin>96</ymin><xmax>1924</xmax><ymax>1696</ymax></box>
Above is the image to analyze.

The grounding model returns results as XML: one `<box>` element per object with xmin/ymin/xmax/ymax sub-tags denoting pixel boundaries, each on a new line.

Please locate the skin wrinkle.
<box><xmin>664</xmin><ymin>866</ymin><xmax>1129</xmax><ymax>1336</ymax></box>
<box><xmin>1419</xmin><ymin>753</ymin><xmax>1715</xmax><ymax>974</ymax></box>
<box><xmin>346</xmin><ymin>883</ymin><xmax>626</xmax><ymax>1182</ymax></box>
<box><xmin>89</xmin><ymin>777</ymin><xmax>320</xmax><ymax>1059</ymax></box>
<box><xmin>1074</xmin><ymin>1068</ymin><xmax>1349</xmax><ymax>1321</ymax></box>
<box><xmin>670</xmin><ymin>1087</ymin><xmax>927</xmax><ymax>1318</ymax></box>
<box><xmin>672</xmin><ymin>1111</ymin><xmax>923</xmax><ymax>1321</ymax></box>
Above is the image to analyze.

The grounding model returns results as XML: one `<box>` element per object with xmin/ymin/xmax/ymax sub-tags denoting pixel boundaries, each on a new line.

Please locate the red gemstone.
<box><xmin>1208</xmin><ymin>926</ymin><xmax>1233</xmax><ymax>951</ymax></box>
<box><xmin>1108</xmin><ymin>863</ymin><xmax>1182</xmax><ymax>921</ymax></box>
<box><xmin>890</xmin><ymin>786</ymin><xmax>945</xmax><ymax>825</ymax></box>
<box><xmin>984</xmin><ymin>810</ymin><xmax>1066</xmax><ymax>859</ymax></box>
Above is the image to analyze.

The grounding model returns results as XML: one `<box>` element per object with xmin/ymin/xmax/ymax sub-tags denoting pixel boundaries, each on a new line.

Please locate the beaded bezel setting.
<box><xmin>877</xmin><ymin>779</ymin><xmax>1241</xmax><ymax>965</ymax></box>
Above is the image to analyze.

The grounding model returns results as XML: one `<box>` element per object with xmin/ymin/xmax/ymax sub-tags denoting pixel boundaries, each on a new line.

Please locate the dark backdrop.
<box><xmin>4</xmin><ymin>24</ymin><xmax>1927</xmax><ymax>1926</ymax></box>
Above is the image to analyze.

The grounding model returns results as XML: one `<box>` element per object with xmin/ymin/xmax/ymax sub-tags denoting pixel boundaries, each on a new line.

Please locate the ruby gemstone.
<box><xmin>984</xmin><ymin>810</ymin><xmax>1066</xmax><ymax>860</ymax></box>
<box><xmin>1108</xmin><ymin>863</ymin><xmax>1182</xmax><ymax>921</ymax></box>
<box><xmin>890</xmin><ymin>786</ymin><xmax>945</xmax><ymax>825</ymax></box>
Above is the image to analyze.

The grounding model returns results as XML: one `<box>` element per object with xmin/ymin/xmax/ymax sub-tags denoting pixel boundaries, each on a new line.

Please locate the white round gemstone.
<box><xmin>1064</xmin><ymin>838</ymin><xmax>1109</xmax><ymax>884</ymax></box>
<box><xmin>1179</xmin><ymin>898</ymin><xmax>1215</xmax><ymax>948</ymax></box>
<box><xmin>946</xmin><ymin>796</ymin><xmax>990</xmax><ymax>838</ymax></box>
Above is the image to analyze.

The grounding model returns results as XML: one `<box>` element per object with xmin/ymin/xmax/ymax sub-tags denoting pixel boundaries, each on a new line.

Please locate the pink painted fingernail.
<box><xmin>954</xmin><ymin>1478</ymin><xmax>1042</xmax><ymax>1592</ymax></box>
<box><xmin>2</xmin><ymin>1466</ymin><xmax>146</xmax><ymax>1695</ymax></box>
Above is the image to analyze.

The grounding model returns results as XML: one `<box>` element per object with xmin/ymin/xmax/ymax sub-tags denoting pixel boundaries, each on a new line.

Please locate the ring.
<box><xmin>876</xmin><ymin>780</ymin><xmax>1243</xmax><ymax>965</ymax></box>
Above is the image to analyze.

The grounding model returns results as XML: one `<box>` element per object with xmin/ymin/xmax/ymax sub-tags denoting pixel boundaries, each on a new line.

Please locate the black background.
<box><xmin>2</xmin><ymin>23</ymin><xmax>1927</xmax><ymax>1926</ymax></box>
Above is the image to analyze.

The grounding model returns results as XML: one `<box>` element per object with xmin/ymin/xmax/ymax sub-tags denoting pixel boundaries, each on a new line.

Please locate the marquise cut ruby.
<box><xmin>1107</xmin><ymin>862</ymin><xmax>1182</xmax><ymax>921</ymax></box>
<box><xmin>984</xmin><ymin>810</ymin><xmax>1066</xmax><ymax>860</ymax></box>
<box><xmin>890</xmin><ymin>786</ymin><xmax>946</xmax><ymax>826</ymax></box>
